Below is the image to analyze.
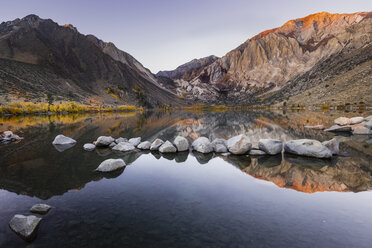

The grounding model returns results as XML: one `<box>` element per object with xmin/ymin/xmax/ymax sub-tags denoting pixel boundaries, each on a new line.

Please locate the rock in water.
<box><xmin>112</xmin><ymin>142</ymin><xmax>136</xmax><ymax>152</ymax></box>
<box><xmin>9</xmin><ymin>215</ymin><xmax>42</xmax><ymax>241</ymax></box>
<box><xmin>258</xmin><ymin>139</ymin><xmax>282</xmax><ymax>155</ymax></box>
<box><xmin>192</xmin><ymin>137</ymin><xmax>214</xmax><ymax>153</ymax></box>
<box><xmin>159</xmin><ymin>141</ymin><xmax>177</xmax><ymax>153</ymax></box>
<box><xmin>115</xmin><ymin>137</ymin><xmax>128</xmax><ymax>143</ymax></box>
<box><xmin>363</xmin><ymin>120</ymin><xmax>372</xmax><ymax>129</ymax></box>
<box><xmin>284</xmin><ymin>139</ymin><xmax>332</xmax><ymax>158</ymax></box>
<box><xmin>212</xmin><ymin>138</ymin><xmax>228</xmax><ymax>153</ymax></box>
<box><xmin>249</xmin><ymin>149</ymin><xmax>267</xmax><ymax>156</ymax></box>
<box><xmin>324</xmin><ymin>125</ymin><xmax>352</xmax><ymax>132</ymax></box>
<box><xmin>353</xmin><ymin>125</ymin><xmax>372</xmax><ymax>135</ymax></box>
<box><xmin>95</xmin><ymin>136</ymin><xmax>115</xmax><ymax>147</ymax></box>
<box><xmin>227</xmin><ymin>134</ymin><xmax>252</xmax><ymax>155</ymax></box>
<box><xmin>30</xmin><ymin>204</ymin><xmax>52</xmax><ymax>214</ymax></box>
<box><xmin>334</xmin><ymin>117</ymin><xmax>350</xmax><ymax>126</ymax></box>
<box><xmin>150</xmin><ymin>139</ymin><xmax>164</xmax><ymax>151</ymax></box>
<box><xmin>128</xmin><ymin>137</ymin><xmax>141</xmax><ymax>147</ymax></box>
<box><xmin>137</xmin><ymin>141</ymin><xmax>151</xmax><ymax>149</ymax></box>
<box><xmin>304</xmin><ymin>125</ymin><xmax>325</xmax><ymax>130</ymax></box>
<box><xmin>83</xmin><ymin>143</ymin><xmax>95</xmax><ymax>151</ymax></box>
<box><xmin>349</xmin><ymin>117</ymin><xmax>364</xmax><ymax>125</ymax></box>
<box><xmin>52</xmin><ymin>135</ymin><xmax>76</xmax><ymax>145</ymax></box>
<box><xmin>174</xmin><ymin>136</ymin><xmax>189</xmax><ymax>151</ymax></box>
<box><xmin>322</xmin><ymin>138</ymin><xmax>339</xmax><ymax>155</ymax></box>
<box><xmin>95</xmin><ymin>159</ymin><xmax>126</xmax><ymax>172</ymax></box>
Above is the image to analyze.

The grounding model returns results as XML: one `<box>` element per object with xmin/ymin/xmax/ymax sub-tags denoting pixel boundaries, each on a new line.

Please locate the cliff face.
<box><xmin>0</xmin><ymin>15</ymin><xmax>185</xmax><ymax>107</ymax></box>
<box><xmin>158</xmin><ymin>12</ymin><xmax>372</xmax><ymax>104</ymax></box>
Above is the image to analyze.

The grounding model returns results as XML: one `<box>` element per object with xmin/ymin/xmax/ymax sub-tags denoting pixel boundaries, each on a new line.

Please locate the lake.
<box><xmin>0</xmin><ymin>110</ymin><xmax>372</xmax><ymax>248</ymax></box>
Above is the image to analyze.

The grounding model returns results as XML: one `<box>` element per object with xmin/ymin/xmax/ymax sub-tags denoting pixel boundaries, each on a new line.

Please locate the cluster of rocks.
<box><xmin>0</xmin><ymin>130</ymin><xmax>22</xmax><ymax>144</ymax></box>
<box><xmin>324</xmin><ymin>115</ymin><xmax>372</xmax><ymax>135</ymax></box>
<box><xmin>9</xmin><ymin>203</ymin><xmax>52</xmax><ymax>241</ymax></box>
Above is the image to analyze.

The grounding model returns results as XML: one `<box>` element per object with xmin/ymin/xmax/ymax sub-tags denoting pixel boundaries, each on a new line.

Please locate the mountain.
<box><xmin>0</xmin><ymin>15</ymin><xmax>185</xmax><ymax>107</ymax></box>
<box><xmin>158</xmin><ymin>12</ymin><xmax>372</xmax><ymax>105</ymax></box>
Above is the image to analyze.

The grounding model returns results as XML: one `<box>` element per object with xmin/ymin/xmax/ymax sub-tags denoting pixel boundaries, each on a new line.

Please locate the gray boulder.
<box><xmin>52</xmin><ymin>135</ymin><xmax>76</xmax><ymax>145</ymax></box>
<box><xmin>83</xmin><ymin>143</ymin><xmax>96</xmax><ymax>151</ymax></box>
<box><xmin>249</xmin><ymin>149</ymin><xmax>267</xmax><ymax>156</ymax></box>
<box><xmin>258</xmin><ymin>139</ymin><xmax>283</xmax><ymax>155</ymax></box>
<box><xmin>349</xmin><ymin>117</ymin><xmax>364</xmax><ymax>125</ymax></box>
<box><xmin>214</xmin><ymin>143</ymin><xmax>228</xmax><ymax>153</ymax></box>
<box><xmin>322</xmin><ymin>138</ymin><xmax>339</xmax><ymax>155</ymax></box>
<box><xmin>137</xmin><ymin>141</ymin><xmax>151</xmax><ymax>149</ymax></box>
<box><xmin>128</xmin><ymin>137</ymin><xmax>141</xmax><ymax>147</ymax></box>
<box><xmin>353</xmin><ymin>125</ymin><xmax>372</xmax><ymax>135</ymax></box>
<box><xmin>30</xmin><ymin>204</ymin><xmax>52</xmax><ymax>214</ymax></box>
<box><xmin>115</xmin><ymin>137</ymin><xmax>128</xmax><ymax>144</ymax></box>
<box><xmin>109</xmin><ymin>142</ymin><xmax>117</xmax><ymax>148</ymax></box>
<box><xmin>174</xmin><ymin>136</ymin><xmax>189</xmax><ymax>151</ymax></box>
<box><xmin>284</xmin><ymin>139</ymin><xmax>332</xmax><ymax>158</ymax></box>
<box><xmin>325</xmin><ymin>125</ymin><xmax>352</xmax><ymax>132</ymax></box>
<box><xmin>366</xmin><ymin>115</ymin><xmax>372</xmax><ymax>121</ymax></box>
<box><xmin>363</xmin><ymin>120</ymin><xmax>372</xmax><ymax>129</ymax></box>
<box><xmin>9</xmin><ymin>215</ymin><xmax>42</xmax><ymax>241</ymax></box>
<box><xmin>192</xmin><ymin>137</ymin><xmax>214</xmax><ymax>153</ymax></box>
<box><xmin>95</xmin><ymin>136</ymin><xmax>115</xmax><ymax>147</ymax></box>
<box><xmin>159</xmin><ymin>141</ymin><xmax>177</xmax><ymax>153</ymax></box>
<box><xmin>334</xmin><ymin>117</ymin><xmax>350</xmax><ymax>126</ymax></box>
<box><xmin>95</xmin><ymin>159</ymin><xmax>126</xmax><ymax>172</ymax></box>
<box><xmin>227</xmin><ymin>134</ymin><xmax>252</xmax><ymax>155</ymax></box>
<box><xmin>150</xmin><ymin>139</ymin><xmax>164</xmax><ymax>151</ymax></box>
<box><xmin>112</xmin><ymin>142</ymin><xmax>136</xmax><ymax>152</ymax></box>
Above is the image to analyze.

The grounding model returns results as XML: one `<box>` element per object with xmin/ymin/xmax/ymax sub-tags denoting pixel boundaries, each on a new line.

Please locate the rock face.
<box><xmin>112</xmin><ymin>142</ymin><xmax>136</xmax><ymax>152</ymax></box>
<box><xmin>334</xmin><ymin>117</ymin><xmax>351</xmax><ymax>126</ymax></box>
<box><xmin>322</xmin><ymin>138</ymin><xmax>339</xmax><ymax>155</ymax></box>
<box><xmin>137</xmin><ymin>141</ymin><xmax>151</xmax><ymax>149</ymax></box>
<box><xmin>9</xmin><ymin>215</ymin><xmax>42</xmax><ymax>241</ymax></box>
<box><xmin>95</xmin><ymin>136</ymin><xmax>115</xmax><ymax>147</ymax></box>
<box><xmin>173</xmin><ymin>136</ymin><xmax>189</xmax><ymax>151</ymax></box>
<box><xmin>83</xmin><ymin>143</ymin><xmax>96</xmax><ymax>151</ymax></box>
<box><xmin>150</xmin><ymin>139</ymin><xmax>164</xmax><ymax>151</ymax></box>
<box><xmin>128</xmin><ymin>137</ymin><xmax>141</xmax><ymax>147</ymax></box>
<box><xmin>325</xmin><ymin>125</ymin><xmax>352</xmax><ymax>132</ymax></box>
<box><xmin>159</xmin><ymin>141</ymin><xmax>177</xmax><ymax>153</ymax></box>
<box><xmin>284</xmin><ymin>139</ymin><xmax>332</xmax><ymax>158</ymax></box>
<box><xmin>258</xmin><ymin>139</ymin><xmax>283</xmax><ymax>155</ymax></box>
<box><xmin>192</xmin><ymin>137</ymin><xmax>214</xmax><ymax>153</ymax></box>
<box><xmin>95</xmin><ymin>159</ymin><xmax>126</xmax><ymax>172</ymax></box>
<box><xmin>52</xmin><ymin>135</ymin><xmax>76</xmax><ymax>145</ymax></box>
<box><xmin>227</xmin><ymin>135</ymin><xmax>252</xmax><ymax>155</ymax></box>
<box><xmin>30</xmin><ymin>204</ymin><xmax>52</xmax><ymax>214</ymax></box>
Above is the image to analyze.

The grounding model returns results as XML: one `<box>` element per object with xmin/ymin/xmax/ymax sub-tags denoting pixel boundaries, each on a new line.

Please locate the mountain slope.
<box><xmin>0</xmin><ymin>15</ymin><xmax>185</xmax><ymax>107</ymax></box>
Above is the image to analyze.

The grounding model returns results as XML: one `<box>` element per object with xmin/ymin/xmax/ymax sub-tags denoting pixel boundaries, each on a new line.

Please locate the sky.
<box><xmin>0</xmin><ymin>0</ymin><xmax>371</xmax><ymax>72</ymax></box>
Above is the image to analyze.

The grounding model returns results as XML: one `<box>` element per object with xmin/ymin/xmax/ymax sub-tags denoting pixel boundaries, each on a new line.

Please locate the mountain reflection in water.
<box><xmin>0</xmin><ymin>110</ymin><xmax>371</xmax><ymax>199</ymax></box>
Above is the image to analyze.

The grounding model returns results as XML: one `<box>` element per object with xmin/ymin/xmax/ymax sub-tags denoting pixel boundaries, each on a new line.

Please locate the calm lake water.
<box><xmin>0</xmin><ymin>110</ymin><xmax>372</xmax><ymax>248</ymax></box>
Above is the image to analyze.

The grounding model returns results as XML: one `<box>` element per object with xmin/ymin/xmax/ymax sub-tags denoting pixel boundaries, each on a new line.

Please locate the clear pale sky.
<box><xmin>0</xmin><ymin>0</ymin><xmax>371</xmax><ymax>72</ymax></box>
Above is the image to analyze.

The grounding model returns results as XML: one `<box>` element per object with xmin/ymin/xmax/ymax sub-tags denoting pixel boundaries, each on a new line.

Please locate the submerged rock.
<box><xmin>95</xmin><ymin>159</ymin><xmax>126</xmax><ymax>172</ymax></box>
<box><xmin>173</xmin><ymin>136</ymin><xmax>189</xmax><ymax>151</ymax></box>
<box><xmin>324</xmin><ymin>125</ymin><xmax>352</xmax><ymax>132</ymax></box>
<box><xmin>159</xmin><ymin>141</ymin><xmax>177</xmax><ymax>153</ymax></box>
<box><xmin>128</xmin><ymin>137</ymin><xmax>141</xmax><ymax>147</ymax></box>
<box><xmin>334</xmin><ymin>117</ymin><xmax>350</xmax><ymax>126</ymax></box>
<box><xmin>95</xmin><ymin>136</ymin><xmax>115</xmax><ymax>147</ymax></box>
<box><xmin>137</xmin><ymin>141</ymin><xmax>151</xmax><ymax>149</ymax></box>
<box><xmin>284</xmin><ymin>139</ymin><xmax>332</xmax><ymax>158</ymax></box>
<box><xmin>112</xmin><ymin>142</ymin><xmax>136</xmax><ymax>152</ymax></box>
<box><xmin>9</xmin><ymin>215</ymin><xmax>42</xmax><ymax>241</ymax></box>
<box><xmin>258</xmin><ymin>139</ymin><xmax>283</xmax><ymax>155</ymax></box>
<box><xmin>83</xmin><ymin>143</ymin><xmax>95</xmax><ymax>151</ymax></box>
<box><xmin>192</xmin><ymin>137</ymin><xmax>214</xmax><ymax>153</ymax></box>
<box><xmin>30</xmin><ymin>204</ymin><xmax>52</xmax><ymax>214</ymax></box>
<box><xmin>322</xmin><ymin>138</ymin><xmax>339</xmax><ymax>155</ymax></box>
<box><xmin>227</xmin><ymin>134</ymin><xmax>252</xmax><ymax>155</ymax></box>
<box><xmin>52</xmin><ymin>135</ymin><xmax>76</xmax><ymax>145</ymax></box>
<box><xmin>150</xmin><ymin>139</ymin><xmax>164</xmax><ymax>151</ymax></box>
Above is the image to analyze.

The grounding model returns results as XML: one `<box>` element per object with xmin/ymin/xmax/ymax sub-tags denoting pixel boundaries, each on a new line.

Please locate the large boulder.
<box><xmin>150</xmin><ymin>139</ymin><xmax>164</xmax><ymax>151</ymax></box>
<box><xmin>52</xmin><ymin>135</ymin><xmax>76</xmax><ymax>145</ymax></box>
<box><xmin>173</xmin><ymin>136</ymin><xmax>189</xmax><ymax>151</ymax></box>
<box><xmin>322</xmin><ymin>138</ymin><xmax>339</xmax><ymax>155</ymax></box>
<box><xmin>258</xmin><ymin>139</ymin><xmax>282</xmax><ymax>155</ymax></box>
<box><xmin>353</xmin><ymin>125</ymin><xmax>372</xmax><ymax>135</ymax></box>
<box><xmin>349</xmin><ymin>117</ymin><xmax>364</xmax><ymax>125</ymax></box>
<box><xmin>112</xmin><ymin>142</ymin><xmax>136</xmax><ymax>152</ymax></box>
<box><xmin>9</xmin><ymin>215</ymin><xmax>42</xmax><ymax>241</ymax></box>
<box><xmin>284</xmin><ymin>139</ymin><xmax>332</xmax><ymax>158</ymax></box>
<box><xmin>128</xmin><ymin>137</ymin><xmax>141</xmax><ymax>147</ymax></box>
<box><xmin>83</xmin><ymin>143</ymin><xmax>95</xmax><ymax>151</ymax></box>
<box><xmin>324</xmin><ymin>125</ymin><xmax>352</xmax><ymax>132</ymax></box>
<box><xmin>95</xmin><ymin>159</ymin><xmax>126</xmax><ymax>172</ymax></box>
<box><xmin>159</xmin><ymin>141</ymin><xmax>177</xmax><ymax>153</ymax></box>
<box><xmin>334</xmin><ymin>117</ymin><xmax>350</xmax><ymax>126</ymax></box>
<box><xmin>227</xmin><ymin>134</ymin><xmax>252</xmax><ymax>155</ymax></box>
<box><xmin>137</xmin><ymin>141</ymin><xmax>151</xmax><ymax>149</ymax></box>
<box><xmin>30</xmin><ymin>204</ymin><xmax>52</xmax><ymax>214</ymax></box>
<box><xmin>192</xmin><ymin>137</ymin><xmax>214</xmax><ymax>153</ymax></box>
<box><xmin>95</xmin><ymin>136</ymin><xmax>115</xmax><ymax>147</ymax></box>
<box><xmin>212</xmin><ymin>138</ymin><xmax>227</xmax><ymax>153</ymax></box>
<box><xmin>363</xmin><ymin>120</ymin><xmax>372</xmax><ymax>129</ymax></box>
